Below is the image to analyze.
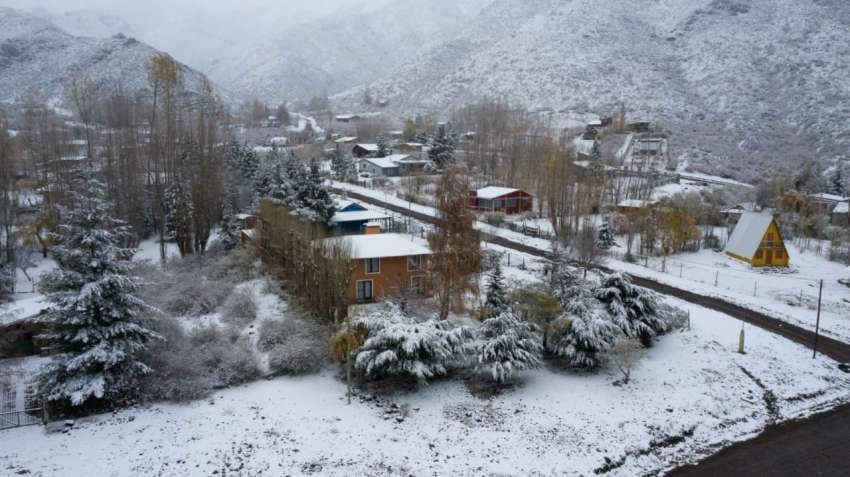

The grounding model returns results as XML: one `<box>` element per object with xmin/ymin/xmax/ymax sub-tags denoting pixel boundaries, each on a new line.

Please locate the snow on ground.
<box><xmin>333</xmin><ymin>181</ymin><xmax>850</xmax><ymax>344</ymax></box>
<box><xmin>607</xmin><ymin>244</ymin><xmax>850</xmax><ymax>344</ymax></box>
<box><xmin>1</xmin><ymin>298</ymin><xmax>847</xmax><ymax>476</ymax></box>
<box><xmin>132</xmin><ymin>238</ymin><xmax>181</xmax><ymax>264</ymax></box>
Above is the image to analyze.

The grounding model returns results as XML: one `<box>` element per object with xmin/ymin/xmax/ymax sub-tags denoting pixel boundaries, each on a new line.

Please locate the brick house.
<box><xmin>318</xmin><ymin>224</ymin><xmax>433</xmax><ymax>304</ymax></box>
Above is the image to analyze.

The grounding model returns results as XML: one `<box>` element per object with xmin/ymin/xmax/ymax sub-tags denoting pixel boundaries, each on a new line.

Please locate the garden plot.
<box><xmin>1</xmin><ymin>299</ymin><xmax>847</xmax><ymax>477</ymax></box>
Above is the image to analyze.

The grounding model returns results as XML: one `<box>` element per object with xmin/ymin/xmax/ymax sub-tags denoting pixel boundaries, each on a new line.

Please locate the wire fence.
<box><xmin>0</xmin><ymin>381</ymin><xmax>43</xmax><ymax>431</ymax></box>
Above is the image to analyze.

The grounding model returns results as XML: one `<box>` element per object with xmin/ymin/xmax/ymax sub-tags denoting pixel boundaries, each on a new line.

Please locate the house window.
<box><xmin>775</xmin><ymin>250</ymin><xmax>784</xmax><ymax>259</ymax></box>
<box><xmin>411</xmin><ymin>276</ymin><xmax>426</xmax><ymax>295</ymax></box>
<box><xmin>755</xmin><ymin>249</ymin><xmax>764</xmax><ymax>259</ymax></box>
<box><xmin>356</xmin><ymin>280</ymin><xmax>373</xmax><ymax>302</ymax></box>
<box><xmin>365</xmin><ymin>258</ymin><xmax>380</xmax><ymax>274</ymax></box>
<box><xmin>408</xmin><ymin>255</ymin><xmax>421</xmax><ymax>272</ymax></box>
<box><xmin>506</xmin><ymin>198</ymin><xmax>517</xmax><ymax>208</ymax></box>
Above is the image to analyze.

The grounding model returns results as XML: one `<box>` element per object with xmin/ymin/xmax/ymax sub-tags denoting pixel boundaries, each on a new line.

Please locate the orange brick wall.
<box><xmin>348</xmin><ymin>255</ymin><xmax>431</xmax><ymax>303</ymax></box>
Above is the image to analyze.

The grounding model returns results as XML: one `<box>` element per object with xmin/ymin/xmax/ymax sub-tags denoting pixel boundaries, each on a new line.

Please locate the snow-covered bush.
<box><xmin>355</xmin><ymin>311</ymin><xmax>475</xmax><ymax>382</ymax></box>
<box><xmin>259</xmin><ymin>317</ymin><xmax>327</xmax><ymax>375</ymax></box>
<box><xmin>139</xmin><ymin>320</ymin><xmax>261</xmax><ymax>403</ymax></box>
<box><xmin>221</xmin><ymin>287</ymin><xmax>258</xmax><ymax>327</ymax></box>
<box><xmin>483</xmin><ymin>212</ymin><xmax>505</xmax><ymax>226</ymax></box>
<box><xmin>594</xmin><ymin>273</ymin><xmax>666</xmax><ymax>347</ymax></box>
<box><xmin>189</xmin><ymin>324</ymin><xmax>260</xmax><ymax>388</ymax></box>
<box><xmin>476</xmin><ymin>310</ymin><xmax>543</xmax><ymax>383</ymax></box>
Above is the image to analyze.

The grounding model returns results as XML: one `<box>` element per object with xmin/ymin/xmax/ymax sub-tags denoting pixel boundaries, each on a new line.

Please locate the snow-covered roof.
<box><xmin>725</xmin><ymin>212</ymin><xmax>775</xmax><ymax>259</ymax></box>
<box><xmin>235</xmin><ymin>213</ymin><xmax>254</xmax><ymax>220</ymax></box>
<box><xmin>360</xmin><ymin>157</ymin><xmax>400</xmax><ymax>169</ymax></box>
<box><xmin>808</xmin><ymin>192</ymin><xmax>847</xmax><ymax>203</ymax></box>
<box><xmin>833</xmin><ymin>201</ymin><xmax>849</xmax><ymax>214</ymax></box>
<box><xmin>330</xmin><ymin>210</ymin><xmax>391</xmax><ymax>224</ymax></box>
<box><xmin>334</xmin><ymin>136</ymin><xmax>358</xmax><ymax>144</ymax></box>
<box><xmin>385</xmin><ymin>154</ymin><xmax>419</xmax><ymax>163</ymax></box>
<box><xmin>617</xmin><ymin>199</ymin><xmax>655</xmax><ymax>208</ymax></box>
<box><xmin>475</xmin><ymin>186</ymin><xmax>521</xmax><ymax>200</ymax></box>
<box><xmin>354</xmin><ymin>143</ymin><xmax>379</xmax><ymax>152</ymax></box>
<box><xmin>318</xmin><ymin>233</ymin><xmax>432</xmax><ymax>259</ymax></box>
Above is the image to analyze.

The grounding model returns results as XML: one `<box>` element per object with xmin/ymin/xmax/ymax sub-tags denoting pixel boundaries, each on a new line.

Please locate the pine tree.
<box><xmin>594</xmin><ymin>273</ymin><xmax>665</xmax><ymax>347</ymax></box>
<box><xmin>355</xmin><ymin>317</ymin><xmax>474</xmax><ymax>382</ymax></box>
<box><xmin>476</xmin><ymin>309</ymin><xmax>542</xmax><ymax>383</ymax></box>
<box><xmin>164</xmin><ymin>175</ymin><xmax>194</xmax><ymax>256</ymax></box>
<box><xmin>428</xmin><ymin>123</ymin><xmax>457</xmax><ymax>169</ymax></box>
<box><xmin>546</xmin><ymin>285</ymin><xmax>620</xmax><ymax>368</ymax></box>
<box><xmin>483</xmin><ymin>258</ymin><xmax>508</xmax><ymax>318</ymax></box>
<box><xmin>330</xmin><ymin>150</ymin><xmax>357</xmax><ymax>182</ymax></box>
<box><xmin>218</xmin><ymin>169</ymin><xmax>242</xmax><ymax>250</ymax></box>
<box><xmin>37</xmin><ymin>173</ymin><xmax>160</xmax><ymax>406</ymax></box>
<box><xmin>831</xmin><ymin>163</ymin><xmax>846</xmax><ymax>197</ymax></box>
<box><xmin>376</xmin><ymin>135</ymin><xmax>391</xmax><ymax>158</ymax></box>
<box><xmin>293</xmin><ymin>161</ymin><xmax>336</xmax><ymax>223</ymax></box>
<box><xmin>596</xmin><ymin>215</ymin><xmax>617</xmax><ymax>250</ymax></box>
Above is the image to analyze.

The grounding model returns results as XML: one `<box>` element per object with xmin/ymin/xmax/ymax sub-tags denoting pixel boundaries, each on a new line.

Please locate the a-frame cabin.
<box><xmin>725</xmin><ymin>212</ymin><xmax>789</xmax><ymax>267</ymax></box>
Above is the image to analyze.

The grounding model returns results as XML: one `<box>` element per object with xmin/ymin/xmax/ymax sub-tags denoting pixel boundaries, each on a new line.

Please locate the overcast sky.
<box><xmin>1</xmin><ymin>0</ymin><xmax>392</xmax><ymax>69</ymax></box>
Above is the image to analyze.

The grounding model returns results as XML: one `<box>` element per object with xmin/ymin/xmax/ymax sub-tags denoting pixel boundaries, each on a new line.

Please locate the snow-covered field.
<box><xmin>608</xmin><ymin>245</ymin><xmax>850</xmax><ymax>344</ymax></box>
<box><xmin>1</xmin><ymin>298</ymin><xmax>847</xmax><ymax>476</ymax></box>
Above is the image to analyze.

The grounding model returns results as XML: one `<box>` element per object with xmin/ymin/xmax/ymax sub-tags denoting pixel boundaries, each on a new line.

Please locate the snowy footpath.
<box><xmin>2</xmin><ymin>300</ymin><xmax>848</xmax><ymax>476</ymax></box>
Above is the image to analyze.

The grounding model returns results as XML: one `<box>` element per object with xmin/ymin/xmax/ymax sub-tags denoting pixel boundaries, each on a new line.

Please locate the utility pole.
<box><xmin>813</xmin><ymin>279</ymin><xmax>824</xmax><ymax>359</ymax></box>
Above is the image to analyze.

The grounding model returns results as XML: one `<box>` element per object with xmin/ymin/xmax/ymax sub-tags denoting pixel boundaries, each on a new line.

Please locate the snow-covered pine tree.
<box><xmin>594</xmin><ymin>272</ymin><xmax>665</xmax><ymax>347</ymax></box>
<box><xmin>483</xmin><ymin>258</ymin><xmax>509</xmax><ymax>318</ymax></box>
<box><xmin>252</xmin><ymin>154</ymin><xmax>281</xmax><ymax>201</ymax></box>
<box><xmin>293</xmin><ymin>162</ymin><xmax>336</xmax><ymax>223</ymax></box>
<box><xmin>428</xmin><ymin>123</ymin><xmax>457</xmax><ymax>169</ymax></box>
<box><xmin>164</xmin><ymin>174</ymin><xmax>195</xmax><ymax>256</ymax></box>
<box><xmin>476</xmin><ymin>309</ymin><xmax>542</xmax><ymax>383</ymax></box>
<box><xmin>596</xmin><ymin>215</ymin><xmax>617</xmax><ymax>250</ymax></box>
<box><xmin>37</xmin><ymin>173</ymin><xmax>160</xmax><ymax>406</ymax></box>
<box><xmin>218</xmin><ymin>169</ymin><xmax>242</xmax><ymax>250</ymax></box>
<box><xmin>227</xmin><ymin>143</ymin><xmax>259</xmax><ymax>182</ymax></box>
<box><xmin>376</xmin><ymin>135</ymin><xmax>391</xmax><ymax>158</ymax></box>
<box><xmin>546</xmin><ymin>285</ymin><xmax>620</xmax><ymax>368</ymax></box>
<box><xmin>831</xmin><ymin>162</ymin><xmax>846</xmax><ymax>196</ymax></box>
<box><xmin>590</xmin><ymin>140</ymin><xmax>601</xmax><ymax>162</ymax></box>
<box><xmin>355</xmin><ymin>318</ymin><xmax>474</xmax><ymax>382</ymax></box>
<box><xmin>329</xmin><ymin>149</ymin><xmax>357</xmax><ymax>182</ymax></box>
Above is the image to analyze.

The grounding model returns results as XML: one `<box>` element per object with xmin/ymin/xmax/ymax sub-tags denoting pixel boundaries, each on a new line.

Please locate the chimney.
<box><xmin>364</xmin><ymin>222</ymin><xmax>382</xmax><ymax>235</ymax></box>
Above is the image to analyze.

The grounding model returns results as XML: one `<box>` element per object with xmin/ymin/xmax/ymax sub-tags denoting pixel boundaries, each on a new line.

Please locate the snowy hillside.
<box><xmin>333</xmin><ymin>0</ymin><xmax>850</xmax><ymax>182</ymax></box>
<box><xmin>40</xmin><ymin>9</ymin><xmax>135</xmax><ymax>39</ymax></box>
<box><xmin>0</xmin><ymin>7</ymin><xmax>216</xmax><ymax>104</ymax></box>
<box><xmin>209</xmin><ymin>0</ymin><xmax>493</xmax><ymax>103</ymax></box>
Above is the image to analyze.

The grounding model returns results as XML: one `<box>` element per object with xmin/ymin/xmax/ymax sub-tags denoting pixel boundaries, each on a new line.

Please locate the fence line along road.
<box><xmin>335</xmin><ymin>187</ymin><xmax>850</xmax><ymax>364</ymax></box>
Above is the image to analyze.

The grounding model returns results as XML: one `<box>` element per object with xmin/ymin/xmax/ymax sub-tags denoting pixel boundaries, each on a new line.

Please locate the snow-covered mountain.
<box><xmin>0</xmin><ymin>7</ymin><xmax>216</xmax><ymax>104</ymax></box>
<box><xmin>208</xmin><ymin>0</ymin><xmax>493</xmax><ymax>103</ymax></box>
<box><xmin>41</xmin><ymin>9</ymin><xmax>135</xmax><ymax>40</ymax></box>
<box><xmin>332</xmin><ymin>0</ymin><xmax>850</xmax><ymax>181</ymax></box>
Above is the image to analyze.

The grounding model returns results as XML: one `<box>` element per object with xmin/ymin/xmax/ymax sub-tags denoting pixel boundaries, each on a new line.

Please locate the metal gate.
<box><xmin>0</xmin><ymin>381</ymin><xmax>42</xmax><ymax>430</ymax></box>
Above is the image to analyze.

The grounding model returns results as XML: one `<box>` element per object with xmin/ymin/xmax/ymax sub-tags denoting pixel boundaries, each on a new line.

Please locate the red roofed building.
<box><xmin>469</xmin><ymin>186</ymin><xmax>533</xmax><ymax>215</ymax></box>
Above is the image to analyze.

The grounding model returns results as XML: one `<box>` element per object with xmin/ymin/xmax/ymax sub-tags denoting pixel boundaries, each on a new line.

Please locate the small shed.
<box><xmin>469</xmin><ymin>187</ymin><xmax>533</xmax><ymax>215</ymax></box>
<box><xmin>330</xmin><ymin>209</ymin><xmax>392</xmax><ymax>233</ymax></box>
<box><xmin>725</xmin><ymin>212</ymin><xmax>789</xmax><ymax>267</ymax></box>
<box><xmin>358</xmin><ymin>157</ymin><xmax>400</xmax><ymax>177</ymax></box>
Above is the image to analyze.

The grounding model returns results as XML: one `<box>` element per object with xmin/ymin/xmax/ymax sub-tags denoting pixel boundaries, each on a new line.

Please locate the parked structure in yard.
<box><xmin>318</xmin><ymin>226</ymin><xmax>432</xmax><ymax>304</ymax></box>
<box><xmin>725</xmin><ymin>212</ymin><xmax>789</xmax><ymax>267</ymax></box>
<box><xmin>615</xmin><ymin>199</ymin><xmax>657</xmax><ymax>215</ymax></box>
<box><xmin>468</xmin><ymin>187</ymin><xmax>533</xmax><ymax>214</ymax></box>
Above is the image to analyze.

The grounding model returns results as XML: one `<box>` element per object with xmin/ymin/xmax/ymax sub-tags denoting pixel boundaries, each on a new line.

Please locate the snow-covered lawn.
<box><xmin>1</xmin><ymin>299</ymin><xmax>848</xmax><ymax>476</ymax></box>
<box><xmin>608</xmin><ymin>244</ymin><xmax>850</xmax><ymax>344</ymax></box>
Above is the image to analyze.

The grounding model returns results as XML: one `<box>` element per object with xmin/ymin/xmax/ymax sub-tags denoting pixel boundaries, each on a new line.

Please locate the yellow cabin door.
<box><xmin>765</xmin><ymin>249</ymin><xmax>773</xmax><ymax>265</ymax></box>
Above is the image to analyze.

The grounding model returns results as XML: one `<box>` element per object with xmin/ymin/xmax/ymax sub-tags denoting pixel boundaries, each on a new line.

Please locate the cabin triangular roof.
<box><xmin>725</xmin><ymin>212</ymin><xmax>776</xmax><ymax>259</ymax></box>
